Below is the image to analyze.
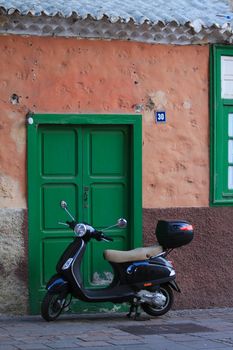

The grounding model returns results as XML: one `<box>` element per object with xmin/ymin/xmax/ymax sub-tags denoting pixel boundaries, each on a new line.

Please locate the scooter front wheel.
<box><xmin>141</xmin><ymin>284</ymin><xmax>174</xmax><ymax>317</ymax></box>
<box><xmin>41</xmin><ymin>292</ymin><xmax>67</xmax><ymax>322</ymax></box>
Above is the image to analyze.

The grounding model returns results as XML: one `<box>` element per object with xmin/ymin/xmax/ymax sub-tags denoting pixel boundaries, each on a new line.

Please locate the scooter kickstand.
<box><xmin>127</xmin><ymin>304</ymin><xmax>134</xmax><ymax>318</ymax></box>
<box><xmin>127</xmin><ymin>302</ymin><xmax>141</xmax><ymax>321</ymax></box>
<box><xmin>134</xmin><ymin>306</ymin><xmax>141</xmax><ymax>321</ymax></box>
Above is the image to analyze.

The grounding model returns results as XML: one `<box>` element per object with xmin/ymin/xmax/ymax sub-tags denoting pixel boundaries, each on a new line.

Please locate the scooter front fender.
<box><xmin>46</xmin><ymin>274</ymin><xmax>69</xmax><ymax>294</ymax></box>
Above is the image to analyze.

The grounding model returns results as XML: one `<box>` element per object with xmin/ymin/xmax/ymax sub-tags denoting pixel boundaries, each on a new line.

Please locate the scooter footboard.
<box><xmin>46</xmin><ymin>274</ymin><xmax>69</xmax><ymax>294</ymax></box>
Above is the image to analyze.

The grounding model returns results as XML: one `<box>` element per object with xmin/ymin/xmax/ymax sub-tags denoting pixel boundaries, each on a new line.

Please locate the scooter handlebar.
<box><xmin>101</xmin><ymin>233</ymin><xmax>114</xmax><ymax>242</ymax></box>
<box><xmin>66</xmin><ymin>221</ymin><xmax>76</xmax><ymax>229</ymax></box>
<box><xmin>95</xmin><ymin>231</ymin><xmax>114</xmax><ymax>242</ymax></box>
<box><xmin>66</xmin><ymin>221</ymin><xmax>114</xmax><ymax>242</ymax></box>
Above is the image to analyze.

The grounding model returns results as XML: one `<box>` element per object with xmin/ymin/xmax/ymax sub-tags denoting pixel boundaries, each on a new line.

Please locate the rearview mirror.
<box><xmin>117</xmin><ymin>218</ymin><xmax>127</xmax><ymax>228</ymax></box>
<box><xmin>60</xmin><ymin>200</ymin><xmax>68</xmax><ymax>209</ymax></box>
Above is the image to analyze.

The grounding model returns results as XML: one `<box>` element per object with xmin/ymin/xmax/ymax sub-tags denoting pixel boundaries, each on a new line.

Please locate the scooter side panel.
<box><xmin>56</xmin><ymin>238</ymin><xmax>82</xmax><ymax>272</ymax></box>
<box><xmin>113</xmin><ymin>260</ymin><xmax>174</xmax><ymax>286</ymax></box>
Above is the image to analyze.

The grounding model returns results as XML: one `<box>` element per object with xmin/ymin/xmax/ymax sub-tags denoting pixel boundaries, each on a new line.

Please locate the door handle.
<box><xmin>83</xmin><ymin>187</ymin><xmax>89</xmax><ymax>208</ymax></box>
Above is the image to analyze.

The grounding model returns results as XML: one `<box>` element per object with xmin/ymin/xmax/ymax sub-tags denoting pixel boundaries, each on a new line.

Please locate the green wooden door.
<box><xmin>28</xmin><ymin>115</ymin><xmax>142</xmax><ymax>314</ymax></box>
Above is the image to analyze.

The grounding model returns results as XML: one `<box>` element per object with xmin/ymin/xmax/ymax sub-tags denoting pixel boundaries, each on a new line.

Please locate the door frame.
<box><xmin>27</xmin><ymin>113</ymin><xmax>142</xmax><ymax>314</ymax></box>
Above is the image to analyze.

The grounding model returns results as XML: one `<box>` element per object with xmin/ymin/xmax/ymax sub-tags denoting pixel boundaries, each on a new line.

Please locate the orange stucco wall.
<box><xmin>0</xmin><ymin>36</ymin><xmax>209</xmax><ymax>209</ymax></box>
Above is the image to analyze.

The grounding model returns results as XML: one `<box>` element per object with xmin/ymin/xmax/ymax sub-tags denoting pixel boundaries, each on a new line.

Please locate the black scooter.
<box><xmin>41</xmin><ymin>201</ymin><xmax>193</xmax><ymax>321</ymax></box>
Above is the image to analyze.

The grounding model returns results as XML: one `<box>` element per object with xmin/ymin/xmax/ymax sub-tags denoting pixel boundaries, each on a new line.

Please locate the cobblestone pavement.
<box><xmin>1</xmin><ymin>308</ymin><xmax>233</xmax><ymax>350</ymax></box>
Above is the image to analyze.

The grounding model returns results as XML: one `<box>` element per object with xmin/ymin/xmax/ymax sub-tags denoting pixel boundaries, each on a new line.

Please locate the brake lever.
<box><xmin>101</xmin><ymin>234</ymin><xmax>114</xmax><ymax>242</ymax></box>
<box><xmin>102</xmin><ymin>238</ymin><xmax>111</xmax><ymax>242</ymax></box>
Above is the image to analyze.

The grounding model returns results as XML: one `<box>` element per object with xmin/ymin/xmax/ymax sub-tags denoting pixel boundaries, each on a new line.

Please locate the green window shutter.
<box><xmin>211</xmin><ymin>45</ymin><xmax>233</xmax><ymax>205</ymax></box>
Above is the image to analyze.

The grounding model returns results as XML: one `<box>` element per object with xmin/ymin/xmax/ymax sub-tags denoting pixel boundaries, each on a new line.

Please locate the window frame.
<box><xmin>210</xmin><ymin>45</ymin><xmax>233</xmax><ymax>206</ymax></box>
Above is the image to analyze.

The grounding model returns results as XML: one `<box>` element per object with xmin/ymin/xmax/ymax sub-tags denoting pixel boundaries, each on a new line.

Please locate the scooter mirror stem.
<box><xmin>102</xmin><ymin>223</ymin><xmax>118</xmax><ymax>231</ymax></box>
<box><xmin>60</xmin><ymin>200</ymin><xmax>76</xmax><ymax>221</ymax></box>
<box><xmin>102</xmin><ymin>218</ymin><xmax>127</xmax><ymax>231</ymax></box>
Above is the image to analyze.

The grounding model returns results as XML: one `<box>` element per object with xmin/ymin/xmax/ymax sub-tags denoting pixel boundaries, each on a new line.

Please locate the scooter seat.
<box><xmin>103</xmin><ymin>243</ymin><xmax>163</xmax><ymax>263</ymax></box>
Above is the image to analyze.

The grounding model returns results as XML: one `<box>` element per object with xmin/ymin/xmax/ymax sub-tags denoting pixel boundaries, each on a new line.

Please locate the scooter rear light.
<box><xmin>168</xmin><ymin>260</ymin><xmax>175</xmax><ymax>269</ymax></box>
<box><xmin>180</xmin><ymin>224</ymin><xmax>193</xmax><ymax>231</ymax></box>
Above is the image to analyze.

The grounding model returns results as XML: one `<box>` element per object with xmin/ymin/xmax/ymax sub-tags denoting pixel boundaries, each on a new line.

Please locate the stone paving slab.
<box><xmin>1</xmin><ymin>308</ymin><xmax>233</xmax><ymax>349</ymax></box>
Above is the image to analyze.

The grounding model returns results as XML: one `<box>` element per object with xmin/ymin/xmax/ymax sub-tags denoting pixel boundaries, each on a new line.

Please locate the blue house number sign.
<box><xmin>155</xmin><ymin>111</ymin><xmax>166</xmax><ymax>123</ymax></box>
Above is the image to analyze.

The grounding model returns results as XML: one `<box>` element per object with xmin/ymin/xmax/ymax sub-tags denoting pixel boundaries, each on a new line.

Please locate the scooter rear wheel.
<box><xmin>41</xmin><ymin>292</ymin><xmax>66</xmax><ymax>322</ymax></box>
<box><xmin>141</xmin><ymin>284</ymin><xmax>174</xmax><ymax>317</ymax></box>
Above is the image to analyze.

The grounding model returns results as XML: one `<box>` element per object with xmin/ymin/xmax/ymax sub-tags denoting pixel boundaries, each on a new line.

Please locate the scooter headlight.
<box><xmin>74</xmin><ymin>223</ymin><xmax>87</xmax><ymax>237</ymax></box>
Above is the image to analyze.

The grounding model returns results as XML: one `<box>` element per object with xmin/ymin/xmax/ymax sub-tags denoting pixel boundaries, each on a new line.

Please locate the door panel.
<box><xmin>42</xmin><ymin>238</ymin><xmax>71</xmax><ymax>284</ymax></box>
<box><xmin>37</xmin><ymin>125</ymin><xmax>82</xmax><ymax>310</ymax></box>
<box><xmin>82</xmin><ymin>126</ymin><xmax>129</xmax><ymax>287</ymax></box>
<box><xmin>91</xmin><ymin>184</ymin><xmax>126</xmax><ymax>225</ymax></box>
<box><xmin>90</xmin><ymin>130</ymin><xmax>125</xmax><ymax>175</ymax></box>
<box><xmin>42</xmin><ymin>184</ymin><xmax>78</xmax><ymax>230</ymax></box>
<box><xmin>42</xmin><ymin>129</ymin><xmax>77</xmax><ymax>176</ymax></box>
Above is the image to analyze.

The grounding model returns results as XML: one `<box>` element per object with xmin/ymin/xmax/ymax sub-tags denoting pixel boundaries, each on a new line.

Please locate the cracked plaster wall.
<box><xmin>0</xmin><ymin>208</ymin><xmax>28</xmax><ymax>314</ymax></box>
<box><xmin>0</xmin><ymin>35</ymin><xmax>209</xmax><ymax>210</ymax></box>
<box><xmin>0</xmin><ymin>35</ymin><xmax>209</xmax><ymax>313</ymax></box>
